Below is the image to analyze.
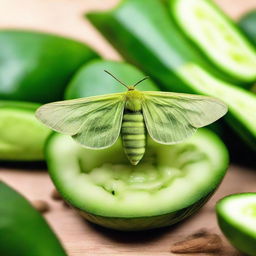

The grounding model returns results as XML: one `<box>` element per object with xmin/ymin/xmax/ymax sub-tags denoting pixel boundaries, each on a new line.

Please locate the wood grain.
<box><xmin>0</xmin><ymin>0</ymin><xmax>256</xmax><ymax>255</ymax></box>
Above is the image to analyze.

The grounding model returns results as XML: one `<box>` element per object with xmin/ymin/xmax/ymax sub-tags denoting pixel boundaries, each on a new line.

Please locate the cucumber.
<box><xmin>0</xmin><ymin>101</ymin><xmax>50</xmax><ymax>161</ymax></box>
<box><xmin>0</xmin><ymin>181</ymin><xmax>67</xmax><ymax>256</ymax></box>
<box><xmin>87</xmin><ymin>0</ymin><xmax>256</xmax><ymax>151</ymax></box>
<box><xmin>170</xmin><ymin>0</ymin><xmax>256</xmax><ymax>83</ymax></box>
<box><xmin>46</xmin><ymin>129</ymin><xmax>228</xmax><ymax>231</ymax></box>
<box><xmin>0</xmin><ymin>30</ymin><xmax>99</xmax><ymax>103</ymax></box>
<box><xmin>65</xmin><ymin>59</ymin><xmax>159</xmax><ymax>99</ymax></box>
<box><xmin>216</xmin><ymin>193</ymin><xmax>256</xmax><ymax>256</ymax></box>
<box><xmin>239</xmin><ymin>10</ymin><xmax>256</xmax><ymax>46</ymax></box>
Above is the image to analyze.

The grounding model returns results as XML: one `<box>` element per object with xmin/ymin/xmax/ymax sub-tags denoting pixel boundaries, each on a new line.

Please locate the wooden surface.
<box><xmin>0</xmin><ymin>0</ymin><xmax>256</xmax><ymax>255</ymax></box>
<box><xmin>1</xmin><ymin>165</ymin><xmax>256</xmax><ymax>255</ymax></box>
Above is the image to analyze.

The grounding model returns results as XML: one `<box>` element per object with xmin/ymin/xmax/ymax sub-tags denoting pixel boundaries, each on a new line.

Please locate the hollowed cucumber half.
<box><xmin>170</xmin><ymin>0</ymin><xmax>256</xmax><ymax>83</ymax></box>
<box><xmin>46</xmin><ymin>129</ymin><xmax>228</xmax><ymax>231</ymax></box>
<box><xmin>216</xmin><ymin>193</ymin><xmax>256</xmax><ymax>256</ymax></box>
<box><xmin>0</xmin><ymin>101</ymin><xmax>50</xmax><ymax>161</ymax></box>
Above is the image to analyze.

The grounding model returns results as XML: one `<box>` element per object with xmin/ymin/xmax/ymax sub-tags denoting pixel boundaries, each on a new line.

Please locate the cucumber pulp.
<box><xmin>171</xmin><ymin>0</ymin><xmax>256</xmax><ymax>82</ymax></box>
<box><xmin>47</xmin><ymin>129</ymin><xmax>228</xmax><ymax>230</ymax></box>
<box><xmin>216</xmin><ymin>193</ymin><xmax>256</xmax><ymax>256</ymax></box>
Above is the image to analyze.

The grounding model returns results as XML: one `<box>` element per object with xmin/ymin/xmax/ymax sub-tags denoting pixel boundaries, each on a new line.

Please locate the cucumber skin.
<box><xmin>76</xmin><ymin>192</ymin><xmax>213</xmax><ymax>231</ymax></box>
<box><xmin>170</xmin><ymin>0</ymin><xmax>256</xmax><ymax>84</ymax></box>
<box><xmin>86</xmin><ymin>0</ymin><xmax>256</xmax><ymax>152</ymax></box>
<box><xmin>216</xmin><ymin>194</ymin><xmax>256</xmax><ymax>256</ymax></box>
<box><xmin>239</xmin><ymin>11</ymin><xmax>256</xmax><ymax>46</ymax></box>
<box><xmin>0</xmin><ymin>181</ymin><xmax>67</xmax><ymax>256</ymax></box>
<box><xmin>0</xmin><ymin>30</ymin><xmax>99</xmax><ymax>103</ymax></box>
<box><xmin>46</xmin><ymin>130</ymin><xmax>228</xmax><ymax>231</ymax></box>
<box><xmin>65</xmin><ymin>59</ymin><xmax>159</xmax><ymax>100</ymax></box>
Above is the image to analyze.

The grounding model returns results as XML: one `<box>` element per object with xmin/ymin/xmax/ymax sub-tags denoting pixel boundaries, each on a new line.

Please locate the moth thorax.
<box><xmin>125</xmin><ymin>90</ymin><xmax>143</xmax><ymax>112</ymax></box>
<box><xmin>121</xmin><ymin>111</ymin><xmax>146</xmax><ymax>165</ymax></box>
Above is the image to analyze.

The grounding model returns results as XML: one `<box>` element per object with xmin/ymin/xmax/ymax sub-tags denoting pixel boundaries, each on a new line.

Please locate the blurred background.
<box><xmin>1</xmin><ymin>0</ymin><xmax>255</xmax><ymax>59</ymax></box>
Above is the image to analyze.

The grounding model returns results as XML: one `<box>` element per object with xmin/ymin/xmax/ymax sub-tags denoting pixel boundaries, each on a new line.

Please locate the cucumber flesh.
<box><xmin>171</xmin><ymin>0</ymin><xmax>256</xmax><ymax>82</ymax></box>
<box><xmin>0</xmin><ymin>101</ymin><xmax>51</xmax><ymax>160</ymax></box>
<box><xmin>216</xmin><ymin>193</ymin><xmax>256</xmax><ymax>256</ymax></box>
<box><xmin>47</xmin><ymin>129</ymin><xmax>228</xmax><ymax>230</ymax></box>
<box><xmin>178</xmin><ymin>64</ymin><xmax>256</xmax><ymax>150</ymax></box>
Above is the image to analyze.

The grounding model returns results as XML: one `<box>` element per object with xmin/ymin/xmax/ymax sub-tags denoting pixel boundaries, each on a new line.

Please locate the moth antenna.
<box><xmin>104</xmin><ymin>70</ymin><xmax>129</xmax><ymax>89</ymax></box>
<box><xmin>133</xmin><ymin>76</ymin><xmax>149</xmax><ymax>87</ymax></box>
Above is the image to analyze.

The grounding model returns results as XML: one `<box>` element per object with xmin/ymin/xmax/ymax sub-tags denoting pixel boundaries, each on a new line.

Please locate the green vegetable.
<box><xmin>0</xmin><ymin>101</ymin><xmax>50</xmax><ymax>161</ymax></box>
<box><xmin>239</xmin><ymin>10</ymin><xmax>256</xmax><ymax>46</ymax></box>
<box><xmin>87</xmin><ymin>0</ymin><xmax>256</xmax><ymax>151</ymax></box>
<box><xmin>46</xmin><ymin>129</ymin><xmax>228</xmax><ymax>231</ymax></box>
<box><xmin>0</xmin><ymin>181</ymin><xmax>67</xmax><ymax>256</ymax></box>
<box><xmin>170</xmin><ymin>0</ymin><xmax>256</xmax><ymax>83</ymax></box>
<box><xmin>216</xmin><ymin>193</ymin><xmax>256</xmax><ymax>256</ymax></box>
<box><xmin>65</xmin><ymin>60</ymin><xmax>158</xmax><ymax>99</ymax></box>
<box><xmin>0</xmin><ymin>30</ymin><xmax>99</xmax><ymax>103</ymax></box>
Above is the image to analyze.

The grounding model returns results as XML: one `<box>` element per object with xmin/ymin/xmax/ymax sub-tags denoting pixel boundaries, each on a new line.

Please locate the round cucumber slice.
<box><xmin>0</xmin><ymin>101</ymin><xmax>51</xmax><ymax>161</ymax></box>
<box><xmin>46</xmin><ymin>129</ymin><xmax>228</xmax><ymax>230</ymax></box>
<box><xmin>216</xmin><ymin>193</ymin><xmax>256</xmax><ymax>256</ymax></box>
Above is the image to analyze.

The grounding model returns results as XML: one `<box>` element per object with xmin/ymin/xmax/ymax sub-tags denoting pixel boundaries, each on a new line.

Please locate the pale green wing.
<box><xmin>36</xmin><ymin>93</ymin><xmax>125</xmax><ymax>149</ymax></box>
<box><xmin>142</xmin><ymin>91</ymin><xmax>227</xmax><ymax>144</ymax></box>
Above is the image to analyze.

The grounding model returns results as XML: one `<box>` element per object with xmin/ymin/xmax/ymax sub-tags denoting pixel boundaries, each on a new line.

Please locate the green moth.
<box><xmin>36</xmin><ymin>71</ymin><xmax>227</xmax><ymax>165</ymax></box>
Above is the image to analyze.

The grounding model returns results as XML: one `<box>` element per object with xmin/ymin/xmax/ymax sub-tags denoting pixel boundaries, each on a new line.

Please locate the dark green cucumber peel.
<box><xmin>86</xmin><ymin>0</ymin><xmax>256</xmax><ymax>151</ymax></box>
<box><xmin>170</xmin><ymin>0</ymin><xmax>256</xmax><ymax>83</ymax></box>
<box><xmin>238</xmin><ymin>10</ymin><xmax>256</xmax><ymax>46</ymax></box>
<box><xmin>46</xmin><ymin>129</ymin><xmax>228</xmax><ymax>231</ymax></box>
<box><xmin>0</xmin><ymin>30</ymin><xmax>99</xmax><ymax>103</ymax></box>
<box><xmin>65</xmin><ymin>59</ymin><xmax>159</xmax><ymax>100</ymax></box>
<box><xmin>0</xmin><ymin>181</ymin><xmax>67</xmax><ymax>256</ymax></box>
<box><xmin>216</xmin><ymin>193</ymin><xmax>256</xmax><ymax>256</ymax></box>
<box><xmin>0</xmin><ymin>101</ymin><xmax>50</xmax><ymax>161</ymax></box>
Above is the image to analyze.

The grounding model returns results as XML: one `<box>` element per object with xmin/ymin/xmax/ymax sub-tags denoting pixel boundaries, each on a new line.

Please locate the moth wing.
<box><xmin>142</xmin><ymin>91</ymin><xmax>227</xmax><ymax>144</ymax></box>
<box><xmin>36</xmin><ymin>93</ymin><xmax>125</xmax><ymax>149</ymax></box>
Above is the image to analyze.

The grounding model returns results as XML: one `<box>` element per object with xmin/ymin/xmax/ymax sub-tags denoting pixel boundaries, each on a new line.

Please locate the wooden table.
<box><xmin>0</xmin><ymin>0</ymin><xmax>256</xmax><ymax>255</ymax></box>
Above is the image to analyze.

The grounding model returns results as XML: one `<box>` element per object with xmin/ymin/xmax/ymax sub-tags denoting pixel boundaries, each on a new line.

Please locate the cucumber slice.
<box><xmin>178</xmin><ymin>64</ymin><xmax>256</xmax><ymax>150</ymax></box>
<box><xmin>0</xmin><ymin>30</ymin><xmax>98</xmax><ymax>103</ymax></box>
<box><xmin>170</xmin><ymin>0</ymin><xmax>256</xmax><ymax>83</ymax></box>
<box><xmin>216</xmin><ymin>193</ymin><xmax>256</xmax><ymax>256</ymax></box>
<box><xmin>0</xmin><ymin>181</ymin><xmax>67</xmax><ymax>256</ymax></box>
<box><xmin>65</xmin><ymin>60</ymin><xmax>159</xmax><ymax>99</ymax></box>
<box><xmin>87</xmin><ymin>0</ymin><xmax>256</xmax><ymax>151</ymax></box>
<box><xmin>0</xmin><ymin>101</ymin><xmax>50</xmax><ymax>161</ymax></box>
<box><xmin>239</xmin><ymin>10</ymin><xmax>256</xmax><ymax>46</ymax></box>
<box><xmin>46</xmin><ymin>129</ymin><xmax>228</xmax><ymax>231</ymax></box>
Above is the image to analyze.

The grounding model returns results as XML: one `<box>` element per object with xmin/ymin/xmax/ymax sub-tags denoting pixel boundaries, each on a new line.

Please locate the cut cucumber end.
<box><xmin>46</xmin><ymin>129</ymin><xmax>228</xmax><ymax>230</ymax></box>
<box><xmin>0</xmin><ymin>101</ymin><xmax>51</xmax><ymax>161</ymax></box>
<box><xmin>216</xmin><ymin>193</ymin><xmax>256</xmax><ymax>256</ymax></box>
<box><xmin>171</xmin><ymin>0</ymin><xmax>256</xmax><ymax>82</ymax></box>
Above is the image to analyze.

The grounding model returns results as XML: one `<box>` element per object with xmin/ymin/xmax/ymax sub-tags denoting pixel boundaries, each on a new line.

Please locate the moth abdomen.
<box><xmin>121</xmin><ymin>111</ymin><xmax>146</xmax><ymax>165</ymax></box>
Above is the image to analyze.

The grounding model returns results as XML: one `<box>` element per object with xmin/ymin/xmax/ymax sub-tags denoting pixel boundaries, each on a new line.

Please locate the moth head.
<box><xmin>104</xmin><ymin>70</ymin><xmax>149</xmax><ymax>91</ymax></box>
